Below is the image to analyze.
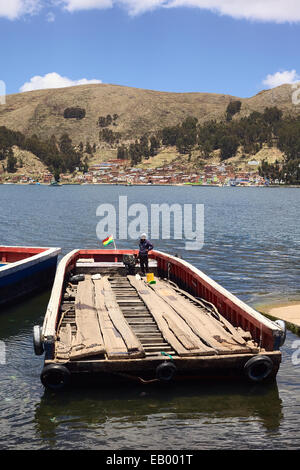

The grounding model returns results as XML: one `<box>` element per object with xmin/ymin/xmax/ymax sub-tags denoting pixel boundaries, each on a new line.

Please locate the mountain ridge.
<box><xmin>0</xmin><ymin>83</ymin><xmax>298</xmax><ymax>146</ymax></box>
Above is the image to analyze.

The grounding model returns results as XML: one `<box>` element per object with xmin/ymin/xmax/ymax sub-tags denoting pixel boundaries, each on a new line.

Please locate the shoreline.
<box><xmin>257</xmin><ymin>300</ymin><xmax>300</xmax><ymax>336</ymax></box>
<box><xmin>1</xmin><ymin>183</ymin><xmax>300</xmax><ymax>188</ymax></box>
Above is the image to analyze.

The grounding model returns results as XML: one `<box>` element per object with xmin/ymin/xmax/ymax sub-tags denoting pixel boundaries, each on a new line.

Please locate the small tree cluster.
<box><xmin>64</xmin><ymin>107</ymin><xmax>86</xmax><ymax>120</ymax></box>
<box><xmin>99</xmin><ymin>128</ymin><xmax>121</xmax><ymax>144</ymax></box>
<box><xmin>226</xmin><ymin>100</ymin><xmax>242</xmax><ymax>121</ymax></box>
<box><xmin>6</xmin><ymin>149</ymin><xmax>17</xmax><ymax>173</ymax></box>
<box><xmin>98</xmin><ymin>114</ymin><xmax>119</xmax><ymax>128</ymax></box>
<box><xmin>159</xmin><ymin>117</ymin><xmax>198</xmax><ymax>154</ymax></box>
<box><xmin>117</xmin><ymin>145</ymin><xmax>128</xmax><ymax>160</ymax></box>
<box><xmin>117</xmin><ymin>133</ymin><xmax>161</xmax><ymax>166</ymax></box>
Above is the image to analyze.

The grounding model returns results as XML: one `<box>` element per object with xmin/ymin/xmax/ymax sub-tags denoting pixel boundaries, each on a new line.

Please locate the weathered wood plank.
<box><xmin>101</xmin><ymin>277</ymin><xmax>145</xmax><ymax>357</ymax></box>
<box><xmin>128</xmin><ymin>276</ymin><xmax>216</xmax><ymax>357</ymax></box>
<box><xmin>71</xmin><ymin>276</ymin><xmax>105</xmax><ymax>360</ymax></box>
<box><xmin>168</xmin><ymin>281</ymin><xmax>248</xmax><ymax>346</ymax></box>
<box><xmin>93</xmin><ymin>277</ymin><xmax>144</xmax><ymax>359</ymax></box>
<box><xmin>150</xmin><ymin>281</ymin><xmax>255</xmax><ymax>354</ymax></box>
<box><xmin>56</xmin><ymin>323</ymin><xmax>72</xmax><ymax>360</ymax></box>
<box><xmin>93</xmin><ymin>278</ymin><xmax>129</xmax><ymax>359</ymax></box>
<box><xmin>162</xmin><ymin>313</ymin><xmax>207</xmax><ymax>351</ymax></box>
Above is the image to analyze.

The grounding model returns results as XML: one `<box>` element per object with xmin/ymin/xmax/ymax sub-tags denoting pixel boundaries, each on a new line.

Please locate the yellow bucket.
<box><xmin>146</xmin><ymin>273</ymin><xmax>154</xmax><ymax>283</ymax></box>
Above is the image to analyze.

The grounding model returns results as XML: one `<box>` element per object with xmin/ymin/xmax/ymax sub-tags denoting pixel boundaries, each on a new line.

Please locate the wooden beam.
<box><xmin>149</xmin><ymin>281</ymin><xmax>257</xmax><ymax>355</ymax></box>
<box><xmin>56</xmin><ymin>323</ymin><xmax>72</xmax><ymax>360</ymax></box>
<box><xmin>93</xmin><ymin>277</ymin><xmax>144</xmax><ymax>359</ymax></box>
<box><xmin>128</xmin><ymin>275</ymin><xmax>216</xmax><ymax>357</ymax></box>
<box><xmin>101</xmin><ymin>277</ymin><xmax>145</xmax><ymax>357</ymax></box>
<box><xmin>167</xmin><ymin>281</ymin><xmax>249</xmax><ymax>346</ymax></box>
<box><xmin>71</xmin><ymin>276</ymin><xmax>105</xmax><ymax>360</ymax></box>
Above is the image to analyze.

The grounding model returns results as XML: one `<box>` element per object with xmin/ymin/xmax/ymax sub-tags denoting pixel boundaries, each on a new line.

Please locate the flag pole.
<box><xmin>112</xmin><ymin>235</ymin><xmax>117</xmax><ymax>251</ymax></box>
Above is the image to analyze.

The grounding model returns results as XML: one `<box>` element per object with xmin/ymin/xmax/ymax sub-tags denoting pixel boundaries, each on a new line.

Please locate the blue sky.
<box><xmin>0</xmin><ymin>1</ymin><xmax>300</xmax><ymax>97</ymax></box>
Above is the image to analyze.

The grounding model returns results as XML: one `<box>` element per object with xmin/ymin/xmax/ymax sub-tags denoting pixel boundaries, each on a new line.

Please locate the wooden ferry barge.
<box><xmin>35</xmin><ymin>249</ymin><xmax>285</xmax><ymax>390</ymax></box>
<box><xmin>0</xmin><ymin>246</ymin><xmax>61</xmax><ymax>307</ymax></box>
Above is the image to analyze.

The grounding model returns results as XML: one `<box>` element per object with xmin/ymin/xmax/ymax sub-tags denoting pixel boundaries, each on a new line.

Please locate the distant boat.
<box><xmin>0</xmin><ymin>246</ymin><xmax>61</xmax><ymax>307</ymax></box>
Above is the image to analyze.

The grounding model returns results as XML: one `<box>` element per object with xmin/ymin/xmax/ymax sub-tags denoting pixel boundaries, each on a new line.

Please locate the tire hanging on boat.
<box><xmin>244</xmin><ymin>355</ymin><xmax>274</xmax><ymax>382</ymax></box>
<box><xmin>41</xmin><ymin>364</ymin><xmax>71</xmax><ymax>391</ymax></box>
<box><xmin>33</xmin><ymin>325</ymin><xmax>44</xmax><ymax>356</ymax></box>
<box><xmin>156</xmin><ymin>361</ymin><xmax>177</xmax><ymax>383</ymax></box>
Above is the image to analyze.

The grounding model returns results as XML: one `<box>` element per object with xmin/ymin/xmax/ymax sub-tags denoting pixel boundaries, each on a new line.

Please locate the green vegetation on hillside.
<box><xmin>64</xmin><ymin>107</ymin><xmax>86</xmax><ymax>120</ymax></box>
<box><xmin>226</xmin><ymin>100</ymin><xmax>242</xmax><ymax>121</ymax></box>
<box><xmin>97</xmin><ymin>114</ymin><xmax>119</xmax><ymax>128</ymax></box>
<box><xmin>0</xmin><ymin>126</ymin><xmax>88</xmax><ymax>177</ymax></box>
<box><xmin>1</xmin><ymin>101</ymin><xmax>300</xmax><ymax>183</ymax></box>
<box><xmin>117</xmin><ymin>106</ymin><xmax>300</xmax><ymax>183</ymax></box>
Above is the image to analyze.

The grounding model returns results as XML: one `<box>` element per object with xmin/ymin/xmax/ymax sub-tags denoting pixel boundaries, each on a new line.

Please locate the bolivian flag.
<box><xmin>102</xmin><ymin>235</ymin><xmax>114</xmax><ymax>247</ymax></box>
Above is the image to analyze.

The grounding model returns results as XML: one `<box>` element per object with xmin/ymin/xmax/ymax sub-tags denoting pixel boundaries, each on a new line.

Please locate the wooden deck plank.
<box><xmin>168</xmin><ymin>282</ymin><xmax>248</xmax><ymax>346</ymax></box>
<box><xmin>56</xmin><ymin>323</ymin><xmax>72</xmax><ymax>360</ymax></box>
<box><xmin>101</xmin><ymin>277</ymin><xmax>145</xmax><ymax>358</ymax></box>
<box><xmin>71</xmin><ymin>277</ymin><xmax>105</xmax><ymax>360</ymax></box>
<box><xmin>149</xmin><ymin>281</ymin><xmax>255</xmax><ymax>354</ymax></box>
<box><xmin>93</xmin><ymin>277</ymin><xmax>144</xmax><ymax>359</ymax></box>
<box><xmin>93</xmin><ymin>278</ymin><xmax>131</xmax><ymax>359</ymax></box>
<box><xmin>127</xmin><ymin>276</ymin><xmax>216</xmax><ymax>357</ymax></box>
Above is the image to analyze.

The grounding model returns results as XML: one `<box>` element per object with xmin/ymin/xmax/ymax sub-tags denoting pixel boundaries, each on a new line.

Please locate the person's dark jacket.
<box><xmin>139</xmin><ymin>239</ymin><xmax>154</xmax><ymax>257</ymax></box>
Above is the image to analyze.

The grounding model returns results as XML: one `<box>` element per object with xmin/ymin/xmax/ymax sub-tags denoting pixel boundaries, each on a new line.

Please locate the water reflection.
<box><xmin>0</xmin><ymin>290</ymin><xmax>51</xmax><ymax>340</ymax></box>
<box><xmin>34</xmin><ymin>381</ymin><xmax>283</xmax><ymax>449</ymax></box>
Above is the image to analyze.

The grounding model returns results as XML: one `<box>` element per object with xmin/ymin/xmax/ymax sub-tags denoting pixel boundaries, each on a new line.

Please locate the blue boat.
<box><xmin>0</xmin><ymin>246</ymin><xmax>61</xmax><ymax>307</ymax></box>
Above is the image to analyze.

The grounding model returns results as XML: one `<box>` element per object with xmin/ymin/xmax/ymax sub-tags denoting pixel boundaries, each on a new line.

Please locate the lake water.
<box><xmin>0</xmin><ymin>185</ymin><xmax>300</xmax><ymax>450</ymax></box>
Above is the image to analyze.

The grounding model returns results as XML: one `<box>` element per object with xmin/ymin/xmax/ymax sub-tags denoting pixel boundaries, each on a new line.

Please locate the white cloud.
<box><xmin>0</xmin><ymin>0</ymin><xmax>41</xmax><ymax>20</ymax></box>
<box><xmin>60</xmin><ymin>0</ymin><xmax>300</xmax><ymax>22</ymax></box>
<box><xmin>20</xmin><ymin>72</ymin><xmax>102</xmax><ymax>92</ymax></box>
<box><xmin>3</xmin><ymin>0</ymin><xmax>300</xmax><ymax>22</ymax></box>
<box><xmin>118</xmin><ymin>0</ymin><xmax>167</xmax><ymax>15</ymax></box>
<box><xmin>61</xmin><ymin>0</ymin><xmax>113</xmax><ymax>12</ymax></box>
<box><xmin>164</xmin><ymin>0</ymin><xmax>300</xmax><ymax>23</ymax></box>
<box><xmin>263</xmin><ymin>70</ymin><xmax>300</xmax><ymax>88</ymax></box>
<box><xmin>46</xmin><ymin>11</ymin><xmax>55</xmax><ymax>21</ymax></box>
<box><xmin>60</xmin><ymin>0</ymin><xmax>171</xmax><ymax>15</ymax></box>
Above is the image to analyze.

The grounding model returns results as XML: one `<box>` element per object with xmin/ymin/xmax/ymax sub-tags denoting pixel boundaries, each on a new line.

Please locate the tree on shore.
<box><xmin>83</xmin><ymin>156</ymin><xmax>89</xmax><ymax>173</ymax></box>
<box><xmin>219</xmin><ymin>135</ymin><xmax>239</xmax><ymax>160</ymax></box>
<box><xmin>117</xmin><ymin>145</ymin><xmax>128</xmax><ymax>160</ymax></box>
<box><xmin>149</xmin><ymin>135</ymin><xmax>160</xmax><ymax>157</ymax></box>
<box><xmin>53</xmin><ymin>167</ymin><xmax>61</xmax><ymax>183</ymax></box>
<box><xmin>85</xmin><ymin>141</ymin><xmax>93</xmax><ymax>155</ymax></box>
<box><xmin>6</xmin><ymin>149</ymin><xmax>17</xmax><ymax>173</ymax></box>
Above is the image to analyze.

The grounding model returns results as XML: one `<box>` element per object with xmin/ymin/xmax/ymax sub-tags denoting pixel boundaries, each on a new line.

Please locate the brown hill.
<box><xmin>0</xmin><ymin>83</ymin><xmax>298</xmax><ymax>146</ymax></box>
<box><xmin>0</xmin><ymin>146</ymin><xmax>49</xmax><ymax>181</ymax></box>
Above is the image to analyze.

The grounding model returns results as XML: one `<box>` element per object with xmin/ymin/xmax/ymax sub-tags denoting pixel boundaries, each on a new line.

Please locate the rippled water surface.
<box><xmin>0</xmin><ymin>185</ymin><xmax>300</xmax><ymax>449</ymax></box>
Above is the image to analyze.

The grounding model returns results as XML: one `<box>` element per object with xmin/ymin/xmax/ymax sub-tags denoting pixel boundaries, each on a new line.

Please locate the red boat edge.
<box><xmin>37</xmin><ymin>249</ymin><xmax>285</xmax><ymax>389</ymax></box>
<box><xmin>0</xmin><ymin>246</ymin><xmax>61</xmax><ymax>307</ymax></box>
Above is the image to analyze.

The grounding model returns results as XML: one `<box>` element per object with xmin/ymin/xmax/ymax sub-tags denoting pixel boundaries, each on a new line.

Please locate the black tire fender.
<box><xmin>41</xmin><ymin>364</ymin><xmax>71</xmax><ymax>391</ymax></box>
<box><xmin>156</xmin><ymin>361</ymin><xmax>177</xmax><ymax>383</ymax></box>
<box><xmin>244</xmin><ymin>355</ymin><xmax>274</xmax><ymax>382</ymax></box>
<box><xmin>33</xmin><ymin>325</ymin><xmax>44</xmax><ymax>356</ymax></box>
